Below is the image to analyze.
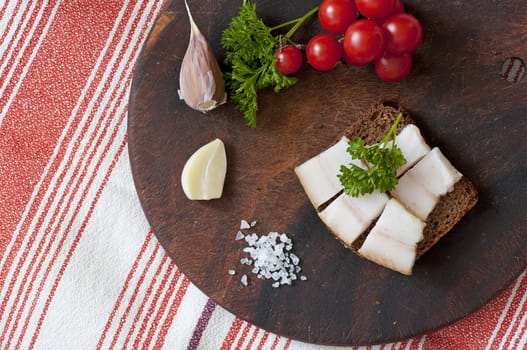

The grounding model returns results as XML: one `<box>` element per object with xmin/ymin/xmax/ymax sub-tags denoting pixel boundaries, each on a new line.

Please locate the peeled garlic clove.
<box><xmin>178</xmin><ymin>0</ymin><xmax>227</xmax><ymax>113</ymax></box>
<box><xmin>181</xmin><ymin>138</ymin><xmax>227</xmax><ymax>200</ymax></box>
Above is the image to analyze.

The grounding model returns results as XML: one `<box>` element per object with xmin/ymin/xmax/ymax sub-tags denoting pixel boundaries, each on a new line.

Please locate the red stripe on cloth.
<box><xmin>122</xmin><ymin>254</ymin><xmax>171</xmax><ymax>349</ymax></box>
<box><xmin>95</xmin><ymin>231</ymin><xmax>157</xmax><ymax>349</ymax></box>
<box><xmin>104</xmin><ymin>242</ymin><xmax>163</xmax><ymax>349</ymax></box>
<box><xmin>234</xmin><ymin>323</ymin><xmax>252</xmax><ymax>350</ymax></box>
<box><xmin>1</xmin><ymin>1</ymin><xmax>159</xmax><ymax>342</ymax></box>
<box><xmin>245</xmin><ymin>328</ymin><xmax>260</xmax><ymax>349</ymax></box>
<box><xmin>130</xmin><ymin>264</ymin><xmax>179</xmax><ymax>349</ymax></box>
<box><xmin>0</xmin><ymin>0</ymin><xmax>63</xmax><ymax>284</ymax></box>
<box><xmin>283</xmin><ymin>338</ymin><xmax>292</xmax><ymax>350</ymax></box>
<box><xmin>490</xmin><ymin>274</ymin><xmax>527</xmax><ymax>350</ymax></box>
<box><xmin>2</xmin><ymin>113</ymin><xmax>124</xmax><ymax>348</ymax></box>
<box><xmin>6</xmin><ymin>96</ymin><xmax>130</xmax><ymax>347</ymax></box>
<box><xmin>0</xmin><ymin>1</ymin><xmax>45</xmax><ymax>89</ymax></box>
<box><xmin>509</xmin><ymin>307</ymin><xmax>527</xmax><ymax>349</ymax></box>
<box><xmin>141</xmin><ymin>270</ymin><xmax>187</xmax><ymax>349</ymax></box>
<box><xmin>269</xmin><ymin>335</ymin><xmax>281</xmax><ymax>350</ymax></box>
<box><xmin>152</xmin><ymin>276</ymin><xmax>192</xmax><ymax>349</ymax></box>
<box><xmin>0</xmin><ymin>0</ymin><xmax>127</xmax><ymax>303</ymax></box>
<box><xmin>0</xmin><ymin>0</ymin><xmax>127</xmax><ymax>259</ymax></box>
<box><xmin>220</xmin><ymin>318</ymin><xmax>245</xmax><ymax>350</ymax></box>
<box><xmin>256</xmin><ymin>331</ymin><xmax>270</xmax><ymax>350</ymax></box>
<box><xmin>0</xmin><ymin>0</ymin><xmax>24</xmax><ymax>60</ymax></box>
<box><xmin>26</xmin><ymin>137</ymin><xmax>129</xmax><ymax>348</ymax></box>
<box><xmin>421</xmin><ymin>272</ymin><xmax>527</xmax><ymax>350</ymax></box>
<box><xmin>0</xmin><ymin>0</ymin><xmax>11</xmax><ymax>20</ymax></box>
<box><xmin>97</xmin><ymin>237</ymin><xmax>160</xmax><ymax>349</ymax></box>
<box><xmin>0</xmin><ymin>0</ymin><xmax>158</xmax><ymax>299</ymax></box>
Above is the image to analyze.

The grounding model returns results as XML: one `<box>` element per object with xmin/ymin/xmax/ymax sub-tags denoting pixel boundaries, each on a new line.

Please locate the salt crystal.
<box><xmin>290</xmin><ymin>254</ymin><xmax>300</xmax><ymax>266</ymax></box>
<box><xmin>241</xmin><ymin>274</ymin><xmax>248</xmax><ymax>286</ymax></box>
<box><xmin>257</xmin><ymin>236</ymin><xmax>268</xmax><ymax>244</ymax></box>
<box><xmin>240</xmin><ymin>258</ymin><xmax>252</xmax><ymax>265</ymax></box>
<box><xmin>245</xmin><ymin>233</ymin><xmax>258</xmax><ymax>246</ymax></box>
<box><xmin>234</xmin><ymin>222</ymin><xmax>305</xmax><ymax>288</ymax></box>
<box><xmin>228</xmin><ymin>269</ymin><xmax>236</xmax><ymax>275</ymax></box>
<box><xmin>240</xmin><ymin>220</ymin><xmax>251</xmax><ymax>230</ymax></box>
<box><xmin>300</xmin><ymin>275</ymin><xmax>307</xmax><ymax>281</ymax></box>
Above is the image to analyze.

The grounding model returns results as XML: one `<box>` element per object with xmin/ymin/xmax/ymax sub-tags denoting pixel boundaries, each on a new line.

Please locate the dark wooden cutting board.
<box><xmin>127</xmin><ymin>0</ymin><xmax>527</xmax><ymax>346</ymax></box>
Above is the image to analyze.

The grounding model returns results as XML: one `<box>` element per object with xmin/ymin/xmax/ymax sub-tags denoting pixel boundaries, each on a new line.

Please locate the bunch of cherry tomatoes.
<box><xmin>274</xmin><ymin>0</ymin><xmax>423</xmax><ymax>82</ymax></box>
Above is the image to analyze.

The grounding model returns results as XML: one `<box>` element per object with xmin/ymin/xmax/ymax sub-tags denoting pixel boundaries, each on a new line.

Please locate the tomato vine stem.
<box><xmin>270</xmin><ymin>6</ymin><xmax>319</xmax><ymax>39</ymax></box>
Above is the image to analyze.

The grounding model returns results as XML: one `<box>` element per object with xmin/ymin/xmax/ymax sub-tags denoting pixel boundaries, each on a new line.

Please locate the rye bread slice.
<box><xmin>338</xmin><ymin>102</ymin><xmax>478</xmax><ymax>259</ymax></box>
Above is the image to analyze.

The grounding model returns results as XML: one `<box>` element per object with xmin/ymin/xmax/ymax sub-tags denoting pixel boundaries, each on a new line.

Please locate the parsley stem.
<box><xmin>382</xmin><ymin>113</ymin><xmax>403</xmax><ymax>146</ymax></box>
<box><xmin>269</xmin><ymin>6</ymin><xmax>319</xmax><ymax>39</ymax></box>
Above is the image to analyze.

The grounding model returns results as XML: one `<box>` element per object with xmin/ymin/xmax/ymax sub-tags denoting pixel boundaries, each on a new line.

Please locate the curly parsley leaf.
<box><xmin>338</xmin><ymin>114</ymin><xmax>407</xmax><ymax>197</ymax></box>
<box><xmin>221</xmin><ymin>0</ymin><xmax>299</xmax><ymax>128</ymax></box>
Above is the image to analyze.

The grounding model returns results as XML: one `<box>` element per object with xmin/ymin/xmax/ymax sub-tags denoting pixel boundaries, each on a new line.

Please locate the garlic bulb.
<box><xmin>178</xmin><ymin>0</ymin><xmax>227</xmax><ymax>112</ymax></box>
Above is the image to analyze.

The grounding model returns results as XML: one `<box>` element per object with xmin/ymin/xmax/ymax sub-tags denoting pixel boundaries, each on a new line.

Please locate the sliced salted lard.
<box><xmin>391</xmin><ymin>147</ymin><xmax>462</xmax><ymax>220</ymax></box>
<box><xmin>358</xmin><ymin>199</ymin><xmax>425</xmax><ymax>275</ymax></box>
<box><xmin>392</xmin><ymin>124</ymin><xmax>431</xmax><ymax>176</ymax></box>
<box><xmin>409</xmin><ymin>147</ymin><xmax>463</xmax><ymax>196</ymax></box>
<box><xmin>370</xmin><ymin>198</ymin><xmax>425</xmax><ymax>245</ymax></box>
<box><xmin>295</xmin><ymin>137</ymin><xmax>359</xmax><ymax>209</ymax></box>
<box><xmin>358</xmin><ymin>233</ymin><xmax>416</xmax><ymax>275</ymax></box>
<box><xmin>391</xmin><ymin>173</ymin><xmax>439</xmax><ymax>221</ymax></box>
<box><xmin>318</xmin><ymin>190</ymin><xmax>389</xmax><ymax>246</ymax></box>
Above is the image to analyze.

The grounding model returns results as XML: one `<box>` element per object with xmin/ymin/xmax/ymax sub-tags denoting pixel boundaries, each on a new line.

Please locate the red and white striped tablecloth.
<box><xmin>0</xmin><ymin>1</ymin><xmax>526</xmax><ymax>349</ymax></box>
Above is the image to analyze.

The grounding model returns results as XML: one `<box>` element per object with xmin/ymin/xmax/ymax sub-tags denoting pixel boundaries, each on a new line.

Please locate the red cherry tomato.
<box><xmin>340</xmin><ymin>42</ymin><xmax>368</xmax><ymax>66</ymax></box>
<box><xmin>318</xmin><ymin>0</ymin><xmax>357</xmax><ymax>35</ymax></box>
<box><xmin>274</xmin><ymin>45</ymin><xmax>303</xmax><ymax>75</ymax></box>
<box><xmin>355</xmin><ymin>0</ymin><xmax>395</xmax><ymax>19</ymax></box>
<box><xmin>392</xmin><ymin>0</ymin><xmax>405</xmax><ymax>15</ymax></box>
<box><xmin>382</xmin><ymin>13</ymin><xmax>423</xmax><ymax>54</ymax></box>
<box><xmin>306</xmin><ymin>34</ymin><xmax>342</xmax><ymax>71</ymax></box>
<box><xmin>375</xmin><ymin>52</ymin><xmax>412</xmax><ymax>82</ymax></box>
<box><xmin>342</xmin><ymin>50</ymin><xmax>369</xmax><ymax>67</ymax></box>
<box><xmin>343</xmin><ymin>19</ymin><xmax>385</xmax><ymax>65</ymax></box>
<box><xmin>369</xmin><ymin>0</ymin><xmax>405</xmax><ymax>26</ymax></box>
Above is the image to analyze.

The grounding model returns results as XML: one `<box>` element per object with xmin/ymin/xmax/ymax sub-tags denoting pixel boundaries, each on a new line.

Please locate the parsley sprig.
<box><xmin>338</xmin><ymin>114</ymin><xmax>407</xmax><ymax>197</ymax></box>
<box><xmin>221</xmin><ymin>1</ymin><xmax>318</xmax><ymax>127</ymax></box>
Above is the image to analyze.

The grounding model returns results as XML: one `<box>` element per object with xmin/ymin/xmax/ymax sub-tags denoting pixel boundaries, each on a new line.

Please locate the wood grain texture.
<box><xmin>127</xmin><ymin>0</ymin><xmax>527</xmax><ymax>346</ymax></box>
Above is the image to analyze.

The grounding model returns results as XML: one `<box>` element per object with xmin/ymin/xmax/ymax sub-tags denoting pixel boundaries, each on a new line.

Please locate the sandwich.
<box><xmin>295</xmin><ymin>102</ymin><xmax>478</xmax><ymax>275</ymax></box>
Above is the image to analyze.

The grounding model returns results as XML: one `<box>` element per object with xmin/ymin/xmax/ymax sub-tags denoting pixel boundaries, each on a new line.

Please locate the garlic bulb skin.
<box><xmin>178</xmin><ymin>0</ymin><xmax>227</xmax><ymax>113</ymax></box>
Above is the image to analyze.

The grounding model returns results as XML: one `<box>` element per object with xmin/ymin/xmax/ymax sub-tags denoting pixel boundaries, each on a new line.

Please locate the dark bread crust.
<box><xmin>342</xmin><ymin>101</ymin><xmax>414</xmax><ymax>145</ymax></box>
<box><xmin>336</xmin><ymin>102</ymin><xmax>478</xmax><ymax>259</ymax></box>
<box><xmin>418</xmin><ymin>176</ymin><xmax>478</xmax><ymax>258</ymax></box>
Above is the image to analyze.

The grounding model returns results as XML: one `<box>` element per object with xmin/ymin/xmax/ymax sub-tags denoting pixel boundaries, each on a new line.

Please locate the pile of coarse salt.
<box><xmin>233</xmin><ymin>219</ymin><xmax>307</xmax><ymax>288</ymax></box>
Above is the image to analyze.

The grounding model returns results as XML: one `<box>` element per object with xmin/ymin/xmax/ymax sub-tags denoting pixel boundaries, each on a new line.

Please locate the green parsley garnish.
<box><xmin>338</xmin><ymin>114</ymin><xmax>407</xmax><ymax>197</ymax></box>
<box><xmin>221</xmin><ymin>1</ymin><xmax>318</xmax><ymax>128</ymax></box>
